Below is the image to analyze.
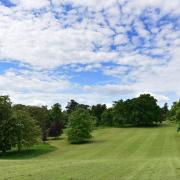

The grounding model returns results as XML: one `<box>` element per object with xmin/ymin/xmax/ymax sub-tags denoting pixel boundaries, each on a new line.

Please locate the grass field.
<box><xmin>1</xmin><ymin>123</ymin><xmax>180</xmax><ymax>179</ymax></box>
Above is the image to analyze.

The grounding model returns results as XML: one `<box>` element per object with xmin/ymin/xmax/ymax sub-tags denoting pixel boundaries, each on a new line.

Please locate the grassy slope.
<box><xmin>1</xmin><ymin>123</ymin><xmax>180</xmax><ymax>179</ymax></box>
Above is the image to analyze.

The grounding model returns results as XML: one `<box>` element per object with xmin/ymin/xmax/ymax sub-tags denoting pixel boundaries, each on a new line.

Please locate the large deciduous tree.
<box><xmin>13</xmin><ymin>105</ymin><xmax>50</xmax><ymax>142</ymax></box>
<box><xmin>111</xmin><ymin>94</ymin><xmax>162</xmax><ymax>127</ymax></box>
<box><xmin>130</xmin><ymin>94</ymin><xmax>162</xmax><ymax>126</ymax></box>
<box><xmin>13</xmin><ymin>110</ymin><xmax>40</xmax><ymax>152</ymax></box>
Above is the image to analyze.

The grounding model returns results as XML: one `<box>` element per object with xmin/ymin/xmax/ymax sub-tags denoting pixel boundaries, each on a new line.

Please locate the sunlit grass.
<box><xmin>0</xmin><ymin>123</ymin><xmax>180</xmax><ymax>179</ymax></box>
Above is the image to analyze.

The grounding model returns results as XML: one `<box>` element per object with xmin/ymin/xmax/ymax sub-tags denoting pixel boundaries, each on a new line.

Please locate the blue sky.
<box><xmin>0</xmin><ymin>0</ymin><xmax>179</xmax><ymax>107</ymax></box>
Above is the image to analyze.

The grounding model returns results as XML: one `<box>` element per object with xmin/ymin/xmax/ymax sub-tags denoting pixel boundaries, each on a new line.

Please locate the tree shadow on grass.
<box><xmin>68</xmin><ymin>138</ymin><xmax>107</xmax><ymax>146</ymax></box>
<box><xmin>0</xmin><ymin>143</ymin><xmax>57</xmax><ymax>160</ymax></box>
<box><xmin>90</xmin><ymin>139</ymin><xmax>107</xmax><ymax>144</ymax></box>
<box><xmin>48</xmin><ymin>136</ymin><xmax>65</xmax><ymax>141</ymax></box>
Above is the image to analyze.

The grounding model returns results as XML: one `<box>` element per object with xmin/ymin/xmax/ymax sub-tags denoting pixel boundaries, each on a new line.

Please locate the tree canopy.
<box><xmin>13</xmin><ymin>110</ymin><xmax>40</xmax><ymax>152</ymax></box>
<box><xmin>0</xmin><ymin>96</ymin><xmax>15</xmax><ymax>153</ymax></box>
<box><xmin>111</xmin><ymin>94</ymin><xmax>162</xmax><ymax>127</ymax></box>
<box><xmin>0</xmin><ymin>96</ymin><xmax>41</xmax><ymax>153</ymax></box>
<box><xmin>91</xmin><ymin>104</ymin><xmax>107</xmax><ymax>126</ymax></box>
<box><xmin>48</xmin><ymin>103</ymin><xmax>63</xmax><ymax>138</ymax></box>
<box><xmin>67</xmin><ymin>108</ymin><xmax>95</xmax><ymax>144</ymax></box>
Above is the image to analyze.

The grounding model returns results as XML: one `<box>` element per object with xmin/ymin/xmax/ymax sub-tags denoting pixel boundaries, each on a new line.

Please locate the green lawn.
<box><xmin>1</xmin><ymin>123</ymin><xmax>180</xmax><ymax>179</ymax></box>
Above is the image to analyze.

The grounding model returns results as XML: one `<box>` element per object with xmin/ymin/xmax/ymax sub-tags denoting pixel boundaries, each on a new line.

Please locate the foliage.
<box><xmin>66</xmin><ymin>100</ymin><xmax>79</xmax><ymax>114</ymax></box>
<box><xmin>13</xmin><ymin>105</ymin><xmax>50</xmax><ymax>141</ymax></box>
<box><xmin>130</xmin><ymin>94</ymin><xmax>162</xmax><ymax>126</ymax></box>
<box><xmin>0</xmin><ymin>96</ymin><xmax>41</xmax><ymax>153</ymax></box>
<box><xmin>169</xmin><ymin>100</ymin><xmax>180</xmax><ymax>131</ymax></box>
<box><xmin>169</xmin><ymin>101</ymin><xmax>180</xmax><ymax>121</ymax></box>
<box><xmin>48</xmin><ymin>103</ymin><xmax>64</xmax><ymax>138</ymax></box>
<box><xmin>67</xmin><ymin>108</ymin><xmax>94</xmax><ymax>144</ymax></box>
<box><xmin>101</xmin><ymin>108</ymin><xmax>113</xmax><ymax>126</ymax></box>
<box><xmin>112</xmin><ymin>94</ymin><xmax>162</xmax><ymax>127</ymax></box>
<box><xmin>91</xmin><ymin>104</ymin><xmax>107</xmax><ymax>126</ymax></box>
<box><xmin>0</xmin><ymin>96</ymin><xmax>15</xmax><ymax>153</ymax></box>
<box><xmin>112</xmin><ymin>100</ymin><xmax>129</xmax><ymax>127</ymax></box>
<box><xmin>27</xmin><ymin>106</ymin><xmax>49</xmax><ymax>141</ymax></box>
<box><xmin>50</xmin><ymin>103</ymin><xmax>63</xmax><ymax>122</ymax></box>
<box><xmin>48</xmin><ymin>121</ymin><xmax>63</xmax><ymax>138</ymax></box>
<box><xmin>66</xmin><ymin>99</ymin><xmax>89</xmax><ymax>113</ymax></box>
<box><xmin>161</xmin><ymin>103</ymin><xmax>169</xmax><ymax>121</ymax></box>
<box><xmin>13</xmin><ymin>110</ymin><xmax>41</xmax><ymax>152</ymax></box>
<box><xmin>62</xmin><ymin>111</ymin><xmax>69</xmax><ymax>128</ymax></box>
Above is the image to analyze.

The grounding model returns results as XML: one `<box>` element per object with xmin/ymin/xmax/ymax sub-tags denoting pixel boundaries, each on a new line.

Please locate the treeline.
<box><xmin>0</xmin><ymin>94</ymin><xmax>169</xmax><ymax>153</ymax></box>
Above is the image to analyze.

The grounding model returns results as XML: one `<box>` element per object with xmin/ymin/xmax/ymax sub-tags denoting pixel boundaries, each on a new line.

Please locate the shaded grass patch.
<box><xmin>0</xmin><ymin>143</ymin><xmax>57</xmax><ymax>159</ymax></box>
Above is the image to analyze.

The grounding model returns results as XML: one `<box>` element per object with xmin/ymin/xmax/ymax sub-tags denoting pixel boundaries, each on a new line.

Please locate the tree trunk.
<box><xmin>1</xmin><ymin>148</ymin><xmax>6</xmax><ymax>155</ymax></box>
<box><xmin>17</xmin><ymin>142</ymin><xmax>22</xmax><ymax>152</ymax></box>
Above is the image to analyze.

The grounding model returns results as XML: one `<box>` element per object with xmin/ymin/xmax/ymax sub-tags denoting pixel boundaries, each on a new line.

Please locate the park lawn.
<box><xmin>1</xmin><ymin>123</ymin><xmax>180</xmax><ymax>179</ymax></box>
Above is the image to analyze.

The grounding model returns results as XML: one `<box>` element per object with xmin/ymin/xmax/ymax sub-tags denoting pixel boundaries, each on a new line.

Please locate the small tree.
<box><xmin>67</xmin><ymin>108</ymin><xmax>94</xmax><ymax>144</ymax></box>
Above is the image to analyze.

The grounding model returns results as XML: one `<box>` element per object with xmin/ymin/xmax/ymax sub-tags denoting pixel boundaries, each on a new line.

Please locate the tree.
<box><xmin>48</xmin><ymin>121</ymin><xmax>63</xmax><ymax>138</ymax></box>
<box><xmin>112</xmin><ymin>100</ymin><xmax>129</xmax><ymax>127</ymax></box>
<box><xmin>169</xmin><ymin>100</ymin><xmax>180</xmax><ymax>131</ymax></box>
<box><xmin>48</xmin><ymin>103</ymin><xmax>63</xmax><ymax>138</ymax></box>
<box><xmin>169</xmin><ymin>101</ymin><xmax>180</xmax><ymax>121</ymax></box>
<box><xmin>109</xmin><ymin>94</ymin><xmax>162</xmax><ymax>127</ymax></box>
<box><xmin>91</xmin><ymin>104</ymin><xmax>107</xmax><ymax>126</ymax></box>
<box><xmin>62</xmin><ymin>111</ymin><xmax>69</xmax><ymax>128</ymax></box>
<box><xmin>0</xmin><ymin>96</ymin><xmax>15</xmax><ymax>153</ymax></box>
<box><xmin>78</xmin><ymin>104</ymin><xmax>90</xmax><ymax>110</ymax></box>
<box><xmin>13</xmin><ymin>110</ymin><xmax>40</xmax><ymax>152</ymax></box>
<box><xmin>130</xmin><ymin>94</ymin><xmax>162</xmax><ymax>126</ymax></box>
<box><xmin>161</xmin><ymin>103</ymin><xmax>169</xmax><ymax>121</ymax></box>
<box><xmin>67</xmin><ymin>108</ymin><xmax>94</xmax><ymax>144</ymax></box>
<box><xmin>28</xmin><ymin>106</ymin><xmax>50</xmax><ymax>141</ymax></box>
<box><xmin>66</xmin><ymin>100</ymin><xmax>79</xmax><ymax>114</ymax></box>
<box><xmin>14</xmin><ymin>105</ymin><xmax>50</xmax><ymax>142</ymax></box>
<box><xmin>101</xmin><ymin>108</ymin><xmax>113</xmax><ymax>126</ymax></box>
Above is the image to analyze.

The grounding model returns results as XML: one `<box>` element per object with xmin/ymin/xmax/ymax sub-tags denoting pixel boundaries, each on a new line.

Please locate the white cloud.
<box><xmin>84</xmin><ymin>84</ymin><xmax>134</xmax><ymax>96</ymax></box>
<box><xmin>0</xmin><ymin>0</ymin><xmax>179</xmax><ymax>106</ymax></box>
